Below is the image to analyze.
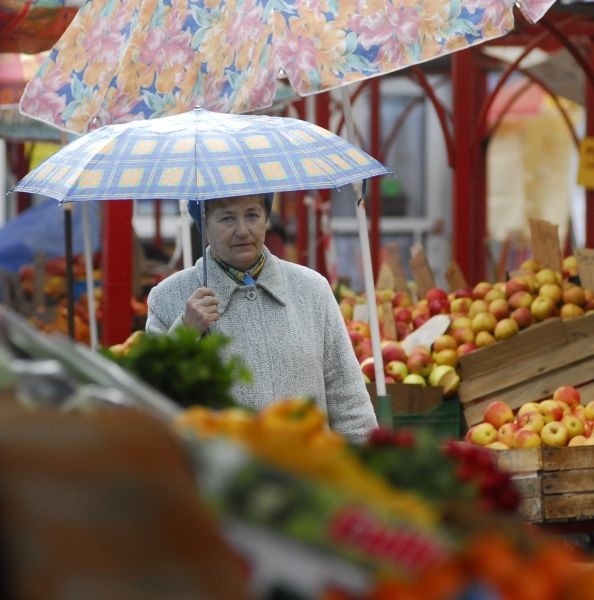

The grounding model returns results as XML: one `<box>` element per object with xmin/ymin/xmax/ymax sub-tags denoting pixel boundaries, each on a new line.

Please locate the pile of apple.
<box><xmin>465</xmin><ymin>385</ymin><xmax>594</xmax><ymax>449</ymax></box>
<box><xmin>340</xmin><ymin>254</ymin><xmax>594</xmax><ymax>392</ymax></box>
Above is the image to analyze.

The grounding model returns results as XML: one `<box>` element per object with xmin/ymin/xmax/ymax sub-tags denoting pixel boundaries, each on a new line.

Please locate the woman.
<box><xmin>146</xmin><ymin>193</ymin><xmax>378</xmax><ymax>443</ymax></box>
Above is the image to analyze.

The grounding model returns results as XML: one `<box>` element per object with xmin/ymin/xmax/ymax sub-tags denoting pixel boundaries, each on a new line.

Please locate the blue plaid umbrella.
<box><xmin>12</xmin><ymin>107</ymin><xmax>390</xmax><ymax>202</ymax></box>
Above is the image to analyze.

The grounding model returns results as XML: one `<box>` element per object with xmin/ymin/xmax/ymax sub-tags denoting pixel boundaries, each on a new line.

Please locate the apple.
<box><xmin>432</xmin><ymin>334</ymin><xmax>458</xmax><ymax>353</ymax></box>
<box><xmin>516</xmin><ymin>411</ymin><xmax>546</xmax><ymax>434</ymax></box>
<box><xmin>355</xmin><ymin>339</ymin><xmax>373</xmax><ymax>361</ymax></box>
<box><xmin>428</xmin><ymin>365</ymin><xmax>460</xmax><ymax>395</ymax></box>
<box><xmin>412</xmin><ymin>313</ymin><xmax>430</xmax><ymax>330</ymax></box>
<box><xmin>513</xmin><ymin>428</ymin><xmax>542</xmax><ymax>448</ymax></box>
<box><xmin>406</xmin><ymin>351</ymin><xmax>433</xmax><ymax>378</ymax></box>
<box><xmin>585</xmin><ymin>400</ymin><xmax>594</xmax><ymax>421</ymax></box>
<box><xmin>553</xmin><ymin>385</ymin><xmax>581</xmax><ymax>410</ymax></box>
<box><xmin>517</xmin><ymin>401</ymin><xmax>541</xmax><ymax>417</ymax></box>
<box><xmin>573</xmin><ymin>405</ymin><xmax>586</xmax><ymax>420</ymax></box>
<box><xmin>450</xmin><ymin>297</ymin><xmax>472</xmax><ymax>315</ymax></box>
<box><xmin>475</xmin><ymin>330</ymin><xmax>496</xmax><ymax>347</ymax></box>
<box><xmin>453</xmin><ymin>287</ymin><xmax>473</xmax><ymax>299</ymax></box>
<box><xmin>457</xmin><ymin>342</ymin><xmax>478</xmax><ymax>357</ymax></box>
<box><xmin>555</xmin><ymin>400</ymin><xmax>572</xmax><ymax>416</ymax></box>
<box><xmin>425</xmin><ymin>287</ymin><xmax>449</xmax><ymax>304</ymax></box>
<box><xmin>471</xmin><ymin>312</ymin><xmax>497</xmax><ymax>334</ymax></box>
<box><xmin>402</xmin><ymin>373</ymin><xmax>427</xmax><ymax>386</ymax></box>
<box><xmin>485</xmin><ymin>288</ymin><xmax>506</xmax><ymax>304</ymax></box>
<box><xmin>381</xmin><ymin>340</ymin><xmax>408</xmax><ymax>364</ymax></box>
<box><xmin>487</xmin><ymin>441</ymin><xmax>510</xmax><ymax>450</ymax></box>
<box><xmin>469</xmin><ymin>422</ymin><xmax>498</xmax><ymax>446</ymax></box>
<box><xmin>497</xmin><ymin>422</ymin><xmax>519</xmax><ymax>447</ymax></box>
<box><xmin>505</xmin><ymin>276</ymin><xmax>531</xmax><ymax>298</ymax></box>
<box><xmin>483</xmin><ymin>400</ymin><xmax>514</xmax><ymax>429</ymax></box>
<box><xmin>510</xmin><ymin>306</ymin><xmax>533</xmax><ymax>330</ymax></box>
<box><xmin>428</xmin><ymin>298</ymin><xmax>450</xmax><ymax>316</ymax></box>
<box><xmin>395</xmin><ymin>321</ymin><xmax>412</xmax><ymax>341</ymax></box>
<box><xmin>535</xmin><ymin>268</ymin><xmax>560</xmax><ymax>287</ymax></box>
<box><xmin>468</xmin><ymin>300</ymin><xmax>489</xmax><ymax>319</ymax></box>
<box><xmin>530</xmin><ymin>295</ymin><xmax>557</xmax><ymax>321</ymax></box>
<box><xmin>360</xmin><ymin>357</ymin><xmax>376</xmax><ymax>381</ymax></box>
<box><xmin>562</xmin><ymin>284</ymin><xmax>586</xmax><ymax>306</ymax></box>
<box><xmin>393</xmin><ymin>306</ymin><xmax>413</xmax><ymax>323</ymax></box>
<box><xmin>568</xmin><ymin>435</ymin><xmax>589</xmax><ymax>447</ymax></box>
<box><xmin>376</xmin><ymin>288</ymin><xmax>396</xmax><ymax>303</ymax></box>
<box><xmin>538</xmin><ymin>399</ymin><xmax>565</xmax><ymax>423</ymax></box>
<box><xmin>562</xmin><ymin>255</ymin><xmax>578</xmax><ymax>278</ymax></box>
<box><xmin>339</xmin><ymin>299</ymin><xmax>354</xmax><ymax>321</ymax></box>
<box><xmin>584</xmin><ymin>420</ymin><xmax>594</xmax><ymax>437</ymax></box>
<box><xmin>561</xmin><ymin>414</ymin><xmax>585</xmax><ymax>439</ymax></box>
<box><xmin>348</xmin><ymin>320</ymin><xmax>371</xmax><ymax>338</ymax></box>
<box><xmin>519</xmin><ymin>258</ymin><xmax>542</xmax><ymax>273</ymax></box>
<box><xmin>472</xmin><ymin>281</ymin><xmax>493</xmax><ymax>300</ymax></box>
<box><xmin>539</xmin><ymin>283</ymin><xmax>563</xmax><ymax>305</ymax></box>
<box><xmin>451</xmin><ymin>327</ymin><xmax>475</xmax><ymax>345</ymax></box>
<box><xmin>392</xmin><ymin>290</ymin><xmax>413</xmax><ymax>308</ymax></box>
<box><xmin>493</xmin><ymin>317</ymin><xmax>519</xmax><ymax>341</ymax></box>
<box><xmin>450</xmin><ymin>316</ymin><xmax>472</xmax><ymax>330</ymax></box>
<box><xmin>385</xmin><ymin>360</ymin><xmax>409</xmax><ymax>382</ymax></box>
<box><xmin>433</xmin><ymin>348</ymin><xmax>459</xmax><ymax>368</ymax></box>
<box><xmin>541</xmin><ymin>421</ymin><xmax>569</xmax><ymax>447</ymax></box>
<box><xmin>428</xmin><ymin>364</ymin><xmax>454</xmax><ymax>387</ymax></box>
<box><xmin>560</xmin><ymin>303</ymin><xmax>585</xmax><ymax>320</ymax></box>
<box><xmin>508</xmin><ymin>290</ymin><xmax>534</xmax><ymax>310</ymax></box>
<box><xmin>488</xmin><ymin>298</ymin><xmax>510</xmax><ymax>320</ymax></box>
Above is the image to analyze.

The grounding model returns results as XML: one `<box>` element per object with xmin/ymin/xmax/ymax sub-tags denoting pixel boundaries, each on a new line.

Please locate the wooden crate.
<box><xmin>495</xmin><ymin>446</ymin><xmax>594</xmax><ymax>523</ymax></box>
<box><xmin>458</xmin><ymin>313</ymin><xmax>594</xmax><ymax>427</ymax></box>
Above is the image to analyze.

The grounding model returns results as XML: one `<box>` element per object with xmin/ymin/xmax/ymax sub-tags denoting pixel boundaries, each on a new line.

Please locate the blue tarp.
<box><xmin>0</xmin><ymin>200</ymin><xmax>101</xmax><ymax>273</ymax></box>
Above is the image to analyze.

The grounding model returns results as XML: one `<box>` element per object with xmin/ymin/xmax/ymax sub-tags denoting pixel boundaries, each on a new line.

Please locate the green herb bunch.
<box><xmin>101</xmin><ymin>327</ymin><xmax>252</xmax><ymax>409</ymax></box>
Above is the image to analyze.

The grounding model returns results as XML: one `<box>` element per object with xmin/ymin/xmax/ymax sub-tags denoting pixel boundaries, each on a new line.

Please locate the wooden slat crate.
<box><xmin>495</xmin><ymin>446</ymin><xmax>594</xmax><ymax>523</ymax></box>
<box><xmin>458</xmin><ymin>313</ymin><xmax>594</xmax><ymax>427</ymax></box>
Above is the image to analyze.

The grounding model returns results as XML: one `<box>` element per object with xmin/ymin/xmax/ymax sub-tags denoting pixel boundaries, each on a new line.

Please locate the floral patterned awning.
<box><xmin>19</xmin><ymin>0</ymin><xmax>557</xmax><ymax>135</ymax></box>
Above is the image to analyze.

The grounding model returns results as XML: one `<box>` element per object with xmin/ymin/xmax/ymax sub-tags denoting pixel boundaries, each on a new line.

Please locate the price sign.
<box><xmin>445</xmin><ymin>260</ymin><xmax>468</xmax><ymax>292</ymax></box>
<box><xmin>529</xmin><ymin>218</ymin><xmax>562</xmax><ymax>272</ymax></box>
<box><xmin>409</xmin><ymin>245</ymin><xmax>435</xmax><ymax>300</ymax></box>
<box><xmin>577</xmin><ymin>137</ymin><xmax>594</xmax><ymax>190</ymax></box>
<box><xmin>383</xmin><ymin>242</ymin><xmax>409</xmax><ymax>292</ymax></box>
<box><xmin>576</xmin><ymin>248</ymin><xmax>594</xmax><ymax>291</ymax></box>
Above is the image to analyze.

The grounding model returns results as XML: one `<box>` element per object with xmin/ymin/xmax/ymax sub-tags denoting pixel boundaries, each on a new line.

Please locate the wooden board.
<box><xmin>459</xmin><ymin>314</ymin><xmax>594</xmax><ymax>427</ymax></box>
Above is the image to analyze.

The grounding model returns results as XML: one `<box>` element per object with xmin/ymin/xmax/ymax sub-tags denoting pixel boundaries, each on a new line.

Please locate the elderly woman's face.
<box><xmin>204</xmin><ymin>195</ymin><xmax>268</xmax><ymax>270</ymax></box>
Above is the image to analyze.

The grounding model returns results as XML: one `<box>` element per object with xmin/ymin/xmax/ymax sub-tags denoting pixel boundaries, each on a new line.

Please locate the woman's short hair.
<box><xmin>187</xmin><ymin>193</ymin><xmax>273</xmax><ymax>230</ymax></box>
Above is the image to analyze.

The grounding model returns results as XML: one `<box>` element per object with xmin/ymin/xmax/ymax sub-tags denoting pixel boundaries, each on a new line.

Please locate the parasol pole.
<box><xmin>81</xmin><ymin>202</ymin><xmax>98</xmax><ymax>350</ymax></box>
<box><xmin>63</xmin><ymin>203</ymin><xmax>75</xmax><ymax>340</ymax></box>
<box><xmin>340</xmin><ymin>87</ymin><xmax>391</xmax><ymax>429</ymax></box>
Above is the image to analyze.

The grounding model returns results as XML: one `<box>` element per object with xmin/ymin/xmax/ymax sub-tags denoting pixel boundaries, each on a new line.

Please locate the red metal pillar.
<box><xmin>587</xmin><ymin>41</ymin><xmax>594</xmax><ymax>248</ymax></box>
<box><xmin>452</xmin><ymin>49</ymin><xmax>488</xmax><ymax>285</ymax></box>
<box><xmin>101</xmin><ymin>200</ymin><xmax>133</xmax><ymax>345</ymax></box>
<box><xmin>369</xmin><ymin>78</ymin><xmax>382</xmax><ymax>279</ymax></box>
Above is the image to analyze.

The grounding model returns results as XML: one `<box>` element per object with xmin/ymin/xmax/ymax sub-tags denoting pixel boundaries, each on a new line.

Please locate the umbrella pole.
<box><xmin>340</xmin><ymin>87</ymin><xmax>391</xmax><ymax>429</ymax></box>
<box><xmin>81</xmin><ymin>203</ymin><xmax>98</xmax><ymax>350</ymax></box>
<box><xmin>200</xmin><ymin>200</ymin><xmax>207</xmax><ymax>286</ymax></box>
<box><xmin>63</xmin><ymin>203</ymin><xmax>75</xmax><ymax>341</ymax></box>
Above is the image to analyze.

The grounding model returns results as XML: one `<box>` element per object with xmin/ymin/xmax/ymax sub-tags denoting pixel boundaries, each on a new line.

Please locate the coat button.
<box><xmin>246</xmin><ymin>290</ymin><xmax>257</xmax><ymax>301</ymax></box>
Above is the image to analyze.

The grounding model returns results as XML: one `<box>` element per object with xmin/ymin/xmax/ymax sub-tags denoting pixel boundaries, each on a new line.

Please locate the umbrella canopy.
<box><xmin>12</xmin><ymin>107</ymin><xmax>391</xmax><ymax>202</ymax></box>
<box><xmin>18</xmin><ymin>0</ymin><xmax>557</xmax><ymax>134</ymax></box>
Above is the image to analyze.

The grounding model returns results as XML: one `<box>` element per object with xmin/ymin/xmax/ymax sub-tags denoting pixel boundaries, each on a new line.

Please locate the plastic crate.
<box><xmin>367</xmin><ymin>383</ymin><xmax>465</xmax><ymax>441</ymax></box>
<box><xmin>393</xmin><ymin>395</ymin><xmax>463</xmax><ymax>441</ymax></box>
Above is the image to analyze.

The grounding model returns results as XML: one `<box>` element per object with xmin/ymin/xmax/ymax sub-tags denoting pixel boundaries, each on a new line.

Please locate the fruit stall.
<box><xmin>2</xmin><ymin>303</ymin><xmax>594</xmax><ymax>599</ymax></box>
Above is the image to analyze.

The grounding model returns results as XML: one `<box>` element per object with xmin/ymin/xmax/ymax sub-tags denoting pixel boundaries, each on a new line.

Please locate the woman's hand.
<box><xmin>184</xmin><ymin>287</ymin><xmax>220</xmax><ymax>333</ymax></box>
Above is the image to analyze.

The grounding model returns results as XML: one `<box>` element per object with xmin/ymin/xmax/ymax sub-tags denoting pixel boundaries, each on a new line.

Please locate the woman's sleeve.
<box><xmin>321</xmin><ymin>281</ymin><xmax>378</xmax><ymax>444</ymax></box>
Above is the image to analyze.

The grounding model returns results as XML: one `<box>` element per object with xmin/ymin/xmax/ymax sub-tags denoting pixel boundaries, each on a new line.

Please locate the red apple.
<box><xmin>457</xmin><ymin>342</ymin><xmax>478</xmax><ymax>357</ymax></box>
<box><xmin>497</xmin><ymin>422</ymin><xmax>519</xmax><ymax>447</ymax></box>
<box><xmin>385</xmin><ymin>360</ymin><xmax>409</xmax><ymax>382</ymax></box>
<box><xmin>395</xmin><ymin>321</ymin><xmax>412</xmax><ymax>341</ymax></box>
<box><xmin>553</xmin><ymin>385</ymin><xmax>581</xmax><ymax>410</ymax></box>
<box><xmin>513</xmin><ymin>427</ymin><xmax>542</xmax><ymax>448</ymax></box>
<box><xmin>380</xmin><ymin>340</ymin><xmax>407</xmax><ymax>363</ymax></box>
<box><xmin>472</xmin><ymin>281</ymin><xmax>493</xmax><ymax>300</ymax></box>
<box><xmin>412</xmin><ymin>313</ymin><xmax>430</xmax><ymax>330</ymax></box>
<box><xmin>510</xmin><ymin>306</ymin><xmax>533</xmax><ymax>330</ymax></box>
<box><xmin>428</xmin><ymin>298</ymin><xmax>450</xmax><ymax>316</ymax></box>
<box><xmin>505</xmin><ymin>276</ymin><xmax>530</xmax><ymax>298</ymax></box>
<box><xmin>508</xmin><ymin>290</ymin><xmax>534</xmax><ymax>310</ymax></box>
<box><xmin>355</xmin><ymin>339</ymin><xmax>373</xmax><ymax>361</ymax></box>
<box><xmin>488</xmin><ymin>298</ymin><xmax>510</xmax><ymax>320</ymax></box>
<box><xmin>425</xmin><ymin>287</ymin><xmax>449</xmax><ymax>304</ymax></box>
<box><xmin>406</xmin><ymin>351</ymin><xmax>433</xmax><ymax>377</ymax></box>
<box><xmin>348</xmin><ymin>320</ymin><xmax>371</xmax><ymax>338</ymax></box>
<box><xmin>538</xmin><ymin>399</ymin><xmax>564</xmax><ymax>423</ymax></box>
<box><xmin>453</xmin><ymin>287</ymin><xmax>473</xmax><ymax>299</ymax></box>
<box><xmin>483</xmin><ymin>400</ymin><xmax>514</xmax><ymax>429</ymax></box>
<box><xmin>392</xmin><ymin>291</ymin><xmax>413</xmax><ymax>308</ymax></box>
<box><xmin>360</xmin><ymin>357</ymin><xmax>376</xmax><ymax>381</ymax></box>
<box><xmin>451</xmin><ymin>327</ymin><xmax>475</xmax><ymax>345</ymax></box>
<box><xmin>450</xmin><ymin>297</ymin><xmax>472</xmax><ymax>315</ymax></box>
<box><xmin>393</xmin><ymin>306</ymin><xmax>413</xmax><ymax>323</ymax></box>
<box><xmin>516</xmin><ymin>411</ymin><xmax>546</xmax><ymax>433</ymax></box>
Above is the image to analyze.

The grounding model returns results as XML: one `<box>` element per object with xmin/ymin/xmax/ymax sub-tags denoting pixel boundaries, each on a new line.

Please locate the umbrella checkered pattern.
<box><xmin>12</xmin><ymin>108</ymin><xmax>390</xmax><ymax>202</ymax></box>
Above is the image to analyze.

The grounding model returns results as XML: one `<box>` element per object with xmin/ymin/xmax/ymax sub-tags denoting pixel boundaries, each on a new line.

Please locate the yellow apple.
<box><xmin>541</xmin><ymin>421</ymin><xmax>569</xmax><ymax>447</ymax></box>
